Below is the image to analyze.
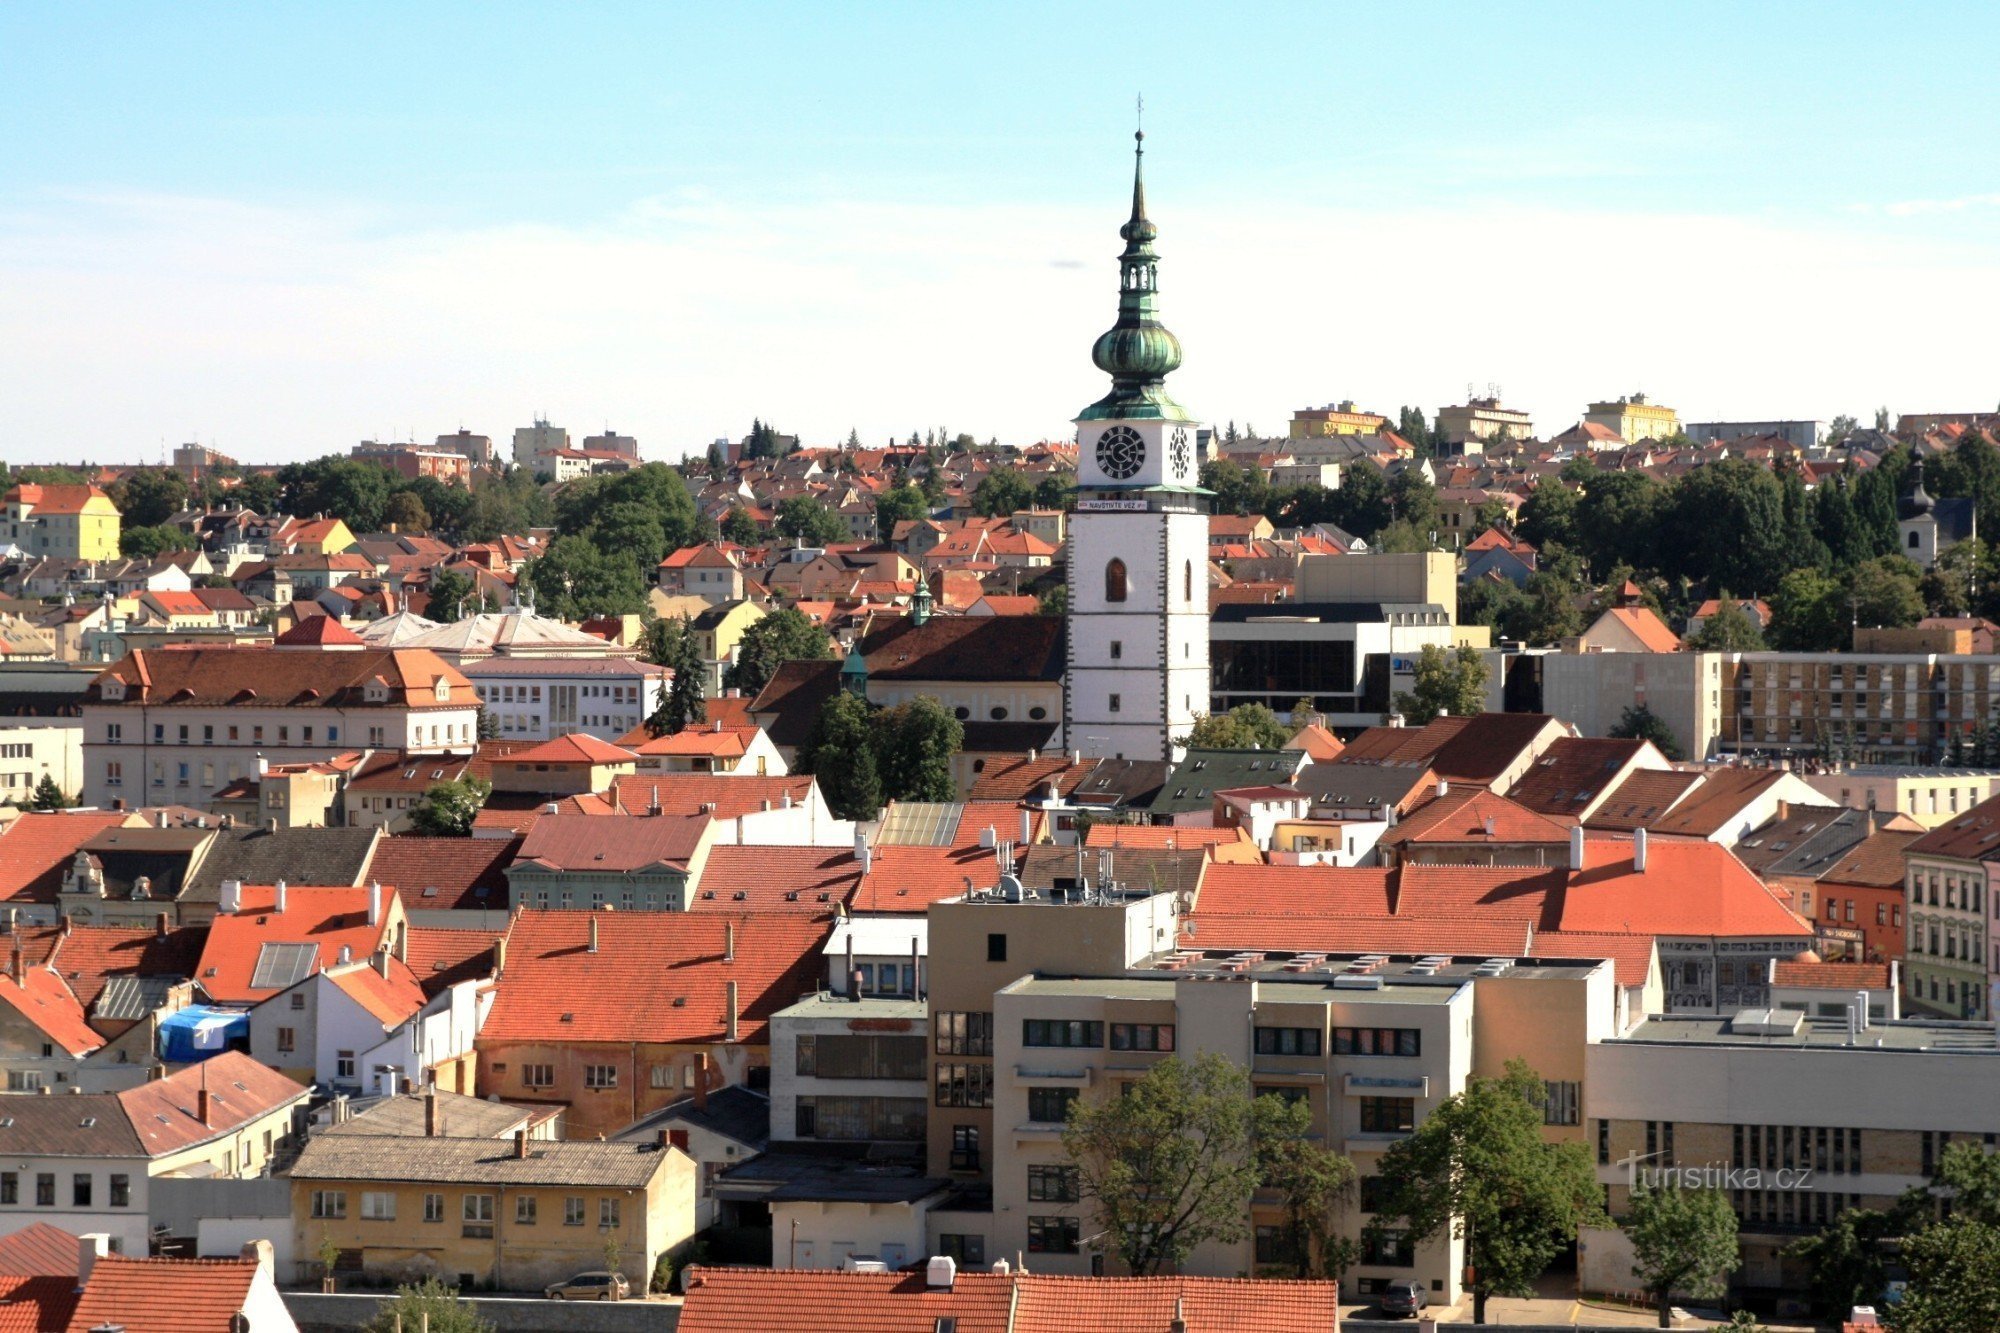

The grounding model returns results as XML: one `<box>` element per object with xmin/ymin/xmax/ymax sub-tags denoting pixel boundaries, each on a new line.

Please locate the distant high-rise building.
<box><xmin>512</xmin><ymin>419</ymin><xmax>570</xmax><ymax>471</ymax></box>
<box><xmin>1434</xmin><ymin>397</ymin><xmax>1534</xmax><ymax>454</ymax></box>
<box><xmin>436</xmin><ymin>429</ymin><xmax>497</xmax><ymax>466</ymax></box>
<box><xmin>582</xmin><ymin>429</ymin><xmax>639</xmax><ymax>460</ymax></box>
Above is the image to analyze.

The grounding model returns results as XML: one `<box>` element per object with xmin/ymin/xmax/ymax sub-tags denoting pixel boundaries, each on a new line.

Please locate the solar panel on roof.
<box><xmin>249</xmin><ymin>941</ymin><xmax>319</xmax><ymax>992</ymax></box>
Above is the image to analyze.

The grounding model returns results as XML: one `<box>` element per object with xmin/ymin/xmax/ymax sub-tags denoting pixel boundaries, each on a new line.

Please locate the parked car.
<box><xmin>1378</xmin><ymin>1279</ymin><xmax>1428</xmax><ymax>1318</ymax></box>
<box><xmin>545</xmin><ymin>1271</ymin><xmax>630</xmax><ymax>1301</ymax></box>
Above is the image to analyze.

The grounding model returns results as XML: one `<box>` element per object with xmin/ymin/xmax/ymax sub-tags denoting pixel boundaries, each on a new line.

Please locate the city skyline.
<box><xmin>6</xmin><ymin>1</ymin><xmax>2000</xmax><ymax>462</ymax></box>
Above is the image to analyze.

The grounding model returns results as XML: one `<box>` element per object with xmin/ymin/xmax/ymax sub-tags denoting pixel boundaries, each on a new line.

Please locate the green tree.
<box><xmin>725</xmin><ymin>608</ymin><xmax>833</xmax><ymax>697</ymax></box>
<box><xmin>1573</xmin><ymin>470</ymin><xmax>1661</xmax><ymax>573</ymax></box>
<box><xmin>1791</xmin><ymin>1196</ymin><xmax>1927</xmax><ymax>1322</ymax></box>
<box><xmin>773</xmin><ymin>496</ymin><xmax>847</xmax><ymax>546</ymax></box>
<box><xmin>1199</xmin><ymin>458</ymin><xmax>1268</xmax><ymax>517</ymax></box>
<box><xmin>1183</xmin><ymin>703</ymin><xmax>1290</xmax><ymax>750</ymax></box>
<box><xmin>1768</xmin><ymin>567</ymin><xmax>1849</xmax><ymax>650</ymax></box>
<box><xmin>111</xmin><ymin>467</ymin><xmax>189</xmax><ymax>527</ymax></box>
<box><xmin>383</xmin><ymin>490</ymin><xmax>430</xmax><ymax>533</ymax></box>
<box><xmin>1685</xmin><ymin>596</ymin><xmax>1766</xmax><ymax>651</ymax></box>
<box><xmin>1827</xmin><ymin>413</ymin><xmax>1858</xmax><ymax>444</ymax></box>
<box><xmin>119</xmin><ymin>524</ymin><xmax>197</xmax><ymax>559</ymax></box>
<box><xmin>969</xmin><ymin>469</ymin><xmax>1033</xmax><ymax>518</ymax></box>
<box><xmin>523</xmin><ymin>536</ymin><xmax>648</xmax><ymax>619</ymax></box>
<box><xmin>1660</xmin><ymin>460</ymin><xmax>1788</xmax><ymax>594</ymax></box>
<box><xmin>1393</xmin><ymin>644</ymin><xmax>1490</xmax><ymax>725</ymax></box>
<box><xmin>1037</xmin><ymin>584</ymin><xmax>1068</xmax><ymax>616</ymax></box>
<box><xmin>871</xmin><ymin>696</ymin><xmax>963</xmax><ymax>803</ymax></box>
<box><xmin>798</xmin><ymin>692</ymin><xmax>881</xmax><ymax>820</ymax></box>
<box><xmin>426</xmin><ymin>567</ymin><xmax>474</xmax><ymax>623</ymax></box>
<box><xmin>1850</xmin><ymin>554</ymin><xmax>1924</xmax><ymax>629</ymax></box>
<box><xmin>874</xmin><ymin>484</ymin><xmax>930</xmax><ymax>542</ymax></box>
<box><xmin>277</xmin><ymin>457</ymin><xmax>393</xmax><ymax>533</ymax></box>
<box><xmin>1608</xmin><ymin>704</ymin><xmax>1685</xmax><ymax>761</ymax></box>
<box><xmin>719</xmin><ymin>506</ymin><xmax>759</xmax><ymax>545</ymax></box>
<box><xmin>26</xmin><ymin>775</ymin><xmax>69</xmax><ymax>812</ymax></box>
<box><xmin>1888</xmin><ymin>1218</ymin><xmax>2000</xmax><ymax>1333</ymax></box>
<box><xmin>1365</xmin><ymin>1060</ymin><xmax>1606</xmax><ymax>1324</ymax></box>
<box><xmin>362</xmin><ymin>1277</ymin><xmax>493</xmax><ymax>1333</ymax></box>
<box><xmin>1031</xmin><ymin>474</ymin><xmax>1074</xmax><ymax>511</ymax></box>
<box><xmin>645</xmin><ymin>616</ymin><xmax>707</xmax><ymax>736</ymax></box>
<box><xmin>1516</xmin><ymin>477</ymin><xmax>1579</xmax><ymax>553</ymax></box>
<box><xmin>1625</xmin><ymin>1183</ymin><xmax>1740</xmax><ymax>1327</ymax></box>
<box><xmin>1258</xmin><ymin>1093</ymin><xmax>1359</xmax><ymax>1279</ymax></box>
<box><xmin>1062</xmin><ymin>1053</ymin><xmax>1285</xmax><ymax>1277</ymax></box>
<box><xmin>1506</xmin><ymin>572</ymin><xmax>1584</xmax><ymax>646</ymax></box>
<box><xmin>409</xmin><ymin>777</ymin><xmax>492</xmax><ymax>837</ymax></box>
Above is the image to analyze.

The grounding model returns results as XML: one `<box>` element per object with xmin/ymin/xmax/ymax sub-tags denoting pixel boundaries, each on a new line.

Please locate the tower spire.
<box><xmin>1081</xmin><ymin>127</ymin><xmax>1185</xmax><ymax>425</ymax></box>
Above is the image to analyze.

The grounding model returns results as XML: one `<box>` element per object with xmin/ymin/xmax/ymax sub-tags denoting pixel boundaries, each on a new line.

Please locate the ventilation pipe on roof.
<box><xmin>366</xmin><ymin>882</ymin><xmax>382</xmax><ymax>927</ymax></box>
<box><xmin>274</xmin><ymin>880</ymin><xmax>287</xmax><ymax>914</ymax></box>
<box><xmin>844</xmin><ymin>935</ymin><xmax>856</xmax><ymax>998</ymax></box>
<box><xmin>1020</xmin><ymin>810</ymin><xmax>1033</xmax><ymax>845</ymax></box>
<box><xmin>724</xmin><ymin>922</ymin><xmax>735</xmax><ymax>963</ymax></box>
<box><xmin>1569</xmin><ymin>825</ymin><xmax>1585</xmax><ymax>872</ymax></box>
<box><xmin>1856</xmin><ymin>990</ymin><xmax>1871</xmax><ymax>1032</ymax></box>
<box><xmin>196</xmin><ymin>1087</ymin><xmax>211</xmax><ymax>1127</ymax></box>
<box><xmin>156</xmin><ymin>810</ymin><xmax>168</xmax><ymax>830</ymax></box>
<box><xmin>587</xmin><ymin>915</ymin><xmax>599</xmax><ymax>954</ymax></box>
<box><xmin>726</xmin><ymin>980</ymin><xmax>740</xmax><ymax>1042</ymax></box>
<box><xmin>338</xmin><ymin>945</ymin><xmax>352</xmax><ymax>965</ymax></box>
<box><xmin>1634</xmin><ymin>827</ymin><xmax>1649</xmax><ymax>873</ymax></box>
<box><xmin>1170</xmin><ymin>1295</ymin><xmax>1188</xmax><ymax>1333</ymax></box>
<box><xmin>1436</xmin><ymin>779</ymin><xmax>1449</xmax><ymax>799</ymax></box>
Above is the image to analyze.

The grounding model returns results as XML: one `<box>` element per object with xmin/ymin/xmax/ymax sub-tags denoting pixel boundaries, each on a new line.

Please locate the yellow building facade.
<box><xmin>3</xmin><ymin>485</ymin><xmax>121</xmax><ymax>561</ymax></box>
<box><xmin>1584</xmin><ymin>394</ymin><xmax>1680</xmax><ymax>445</ymax></box>
<box><xmin>1289</xmin><ymin>401</ymin><xmax>1388</xmax><ymax>438</ymax></box>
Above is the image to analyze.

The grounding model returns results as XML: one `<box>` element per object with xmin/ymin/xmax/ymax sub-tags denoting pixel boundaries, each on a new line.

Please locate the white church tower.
<box><xmin>1064</xmin><ymin>130</ymin><xmax>1210</xmax><ymax>763</ymax></box>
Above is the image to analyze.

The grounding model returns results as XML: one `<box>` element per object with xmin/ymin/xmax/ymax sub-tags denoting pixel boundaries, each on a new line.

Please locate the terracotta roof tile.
<box><xmin>607</xmin><ymin>774</ymin><xmax>818</xmax><ymax>820</ymax></box>
<box><xmin>1508</xmin><ymin>737</ymin><xmax>1655</xmax><ymax>820</ymax></box>
<box><xmin>366</xmin><ymin>835</ymin><xmax>520</xmax><ymax>910</ymax></box>
<box><xmin>1560</xmin><ymin>839</ymin><xmax>1811</xmax><ymax>938</ymax></box>
<box><xmin>1583</xmin><ymin>769</ymin><xmax>1705</xmax><ymax>831</ymax></box>
<box><xmin>479</xmin><ymin>911</ymin><xmax>831</xmax><ymax>1047</ymax></box>
<box><xmin>194</xmin><ymin>886</ymin><xmax>397</xmax><ymax>1003</ymax></box>
<box><xmin>1771</xmin><ymin>959</ymin><xmax>1893</xmax><ymax>989</ymax></box>
<box><xmin>513</xmin><ymin>813</ymin><xmax>709</xmax><ymax>873</ymax></box>
<box><xmin>403</xmin><ymin>926</ymin><xmax>503</xmax><ymax>997</ymax></box>
<box><xmin>88</xmin><ymin>646</ymin><xmax>476</xmax><ymax>709</ymax></box>
<box><xmin>1394</xmin><ymin>864</ymin><xmax>1568</xmax><ymax>930</ymax></box>
<box><xmin>967</xmin><ymin>757</ymin><xmax>1096</xmax><ymax>803</ymax></box>
<box><xmin>1011</xmin><ymin>1274</ymin><xmax>1343</xmax><ymax>1333</ymax></box>
<box><xmin>0</xmin><ymin>967</ymin><xmax>98</xmax><ymax>1057</ymax></box>
<box><xmin>1597</xmin><ymin>606</ymin><xmax>1683</xmax><ymax>653</ymax></box>
<box><xmin>49</xmin><ymin>925</ymin><xmax>206</xmax><ymax>1013</ymax></box>
<box><xmin>1642</xmin><ymin>770</ymin><xmax>1793</xmax><ymax>838</ymax></box>
<box><xmin>1818</xmin><ymin>829</ymin><xmax>1924</xmax><ymax>888</ymax></box>
<box><xmin>503</xmin><ymin>733</ymin><xmax>639</xmax><ymax>766</ymax></box>
<box><xmin>1195</xmin><ymin>864</ymin><xmax>1396</xmax><ymax>919</ymax></box>
<box><xmin>692</xmin><ymin>846</ymin><xmax>862</xmax><ymax>912</ymax></box>
<box><xmin>851</xmin><ymin>843</ymin><xmax>1003</xmax><ymax>913</ymax></box>
<box><xmin>114</xmin><ymin>1051</ymin><xmax>309</xmax><ymax>1158</ymax></box>
<box><xmin>1907</xmin><ymin>791</ymin><xmax>2000</xmax><ymax>860</ymax></box>
<box><xmin>1381</xmin><ymin>788</ymin><xmax>1570</xmax><ymax>848</ymax></box>
<box><xmin>1084</xmin><ymin>824</ymin><xmax>1253</xmax><ymax>852</ymax></box>
<box><xmin>326</xmin><ymin>957</ymin><xmax>428</xmax><ymax>1028</ymax></box>
<box><xmin>1531</xmin><ymin>930</ymin><xmax>1660</xmax><ymax>988</ymax></box>
<box><xmin>65</xmin><ymin>1253</ymin><xmax>260</xmax><ymax>1333</ymax></box>
<box><xmin>0</xmin><ymin>814</ymin><xmax>132</xmax><ymax>905</ymax></box>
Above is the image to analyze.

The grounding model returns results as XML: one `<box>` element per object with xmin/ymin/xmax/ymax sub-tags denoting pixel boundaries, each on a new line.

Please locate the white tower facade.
<box><xmin>1063</xmin><ymin>132</ymin><xmax>1211</xmax><ymax>764</ymax></box>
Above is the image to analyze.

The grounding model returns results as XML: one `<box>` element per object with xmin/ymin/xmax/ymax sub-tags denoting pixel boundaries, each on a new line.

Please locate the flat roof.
<box><xmin>1614</xmin><ymin>1013</ymin><xmax>2000</xmax><ymax>1054</ymax></box>
<box><xmin>1143</xmin><ymin>949</ymin><xmax>1610</xmax><ymax>985</ymax></box>
<box><xmin>773</xmin><ymin>994</ymin><xmax>929</xmax><ymax>1022</ymax></box>
<box><xmin>1006</xmin><ymin>975</ymin><xmax>1464</xmax><ymax>1007</ymax></box>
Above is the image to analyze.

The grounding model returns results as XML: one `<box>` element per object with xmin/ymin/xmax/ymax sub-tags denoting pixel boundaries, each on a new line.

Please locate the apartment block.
<box><xmin>1584</xmin><ymin>1008</ymin><xmax>2000</xmax><ymax>1299</ymax></box>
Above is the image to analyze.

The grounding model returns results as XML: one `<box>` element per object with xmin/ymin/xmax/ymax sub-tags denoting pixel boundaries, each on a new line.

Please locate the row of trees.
<box><xmin>797</xmin><ymin>693</ymin><xmax>963</xmax><ymax>820</ymax></box>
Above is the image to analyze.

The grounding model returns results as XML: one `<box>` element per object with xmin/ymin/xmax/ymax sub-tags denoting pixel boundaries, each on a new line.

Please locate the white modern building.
<box><xmin>462</xmin><ymin>657</ymin><xmax>668</xmax><ymax>741</ymax></box>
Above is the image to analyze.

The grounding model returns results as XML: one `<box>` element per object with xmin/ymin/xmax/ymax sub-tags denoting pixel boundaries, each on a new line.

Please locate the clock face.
<box><xmin>1169</xmin><ymin>427</ymin><xmax>1191</xmax><ymax>479</ymax></box>
<box><xmin>1095</xmin><ymin>425</ymin><xmax>1146</xmax><ymax>481</ymax></box>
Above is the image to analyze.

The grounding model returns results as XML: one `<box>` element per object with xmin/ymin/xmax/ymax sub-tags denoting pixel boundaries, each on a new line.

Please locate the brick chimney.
<box><xmin>587</xmin><ymin>915</ymin><xmax>599</xmax><ymax>954</ymax></box>
<box><xmin>423</xmin><ymin>1088</ymin><xmax>440</xmax><ymax>1137</ymax></box>
<box><xmin>725</xmin><ymin>980</ymin><xmax>739</xmax><ymax>1042</ymax></box>
<box><xmin>196</xmin><ymin>1087</ymin><xmax>211</xmax><ymax>1126</ymax></box>
<box><xmin>694</xmin><ymin>1052</ymin><xmax>709</xmax><ymax>1111</ymax></box>
<box><xmin>513</xmin><ymin>1129</ymin><xmax>530</xmax><ymax>1159</ymax></box>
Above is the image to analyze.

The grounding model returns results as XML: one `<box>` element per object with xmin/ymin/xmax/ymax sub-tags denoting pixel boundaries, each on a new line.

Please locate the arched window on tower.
<box><xmin>1106</xmin><ymin>558</ymin><xmax>1128</xmax><ymax>604</ymax></box>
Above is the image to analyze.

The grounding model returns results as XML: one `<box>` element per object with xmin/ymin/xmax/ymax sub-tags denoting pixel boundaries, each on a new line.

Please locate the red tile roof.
<box><xmin>89</xmin><ymin>646</ymin><xmax>475</xmax><ymax>710</ymax></box>
<box><xmin>0</xmin><ymin>814</ymin><xmax>132</xmax><ymax>905</ymax></box>
<box><xmin>1334</xmin><ymin>713</ymin><xmax>1564</xmax><ymax>788</ymax></box>
<box><xmin>1084</xmin><ymin>824</ymin><xmax>1253</xmax><ymax>852</ymax></box>
<box><xmin>1561</xmin><ymin>839</ymin><xmax>1811</xmax><ymax>938</ymax></box>
<box><xmin>114</xmin><ymin>1051</ymin><xmax>308</xmax><ymax>1157</ymax></box>
<box><xmin>1285</xmin><ymin>723</ymin><xmax>1345</xmax><ymax>762</ymax></box>
<box><xmin>326</xmin><ymin>958</ymin><xmax>428</xmax><ymax>1027</ymax></box>
<box><xmin>636</xmin><ymin>729</ymin><xmax>751</xmax><ymax>758</ymax></box>
<box><xmin>1507</xmin><ymin>737</ymin><xmax>1655</xmax><ymax>820</ymax></box>
<box><xmin>1818</xmin><ymin>829</ymin><xmax>1924</xmax><ymax>888</ymax></box>
<box><xmin>0</xmin><ymin>966</ymin><xmax>99</xmax><ymax>1056</ymax></box>
<box><xmin>1186</xmin><ymin>913</ymin><xmax>1532</xmax><ymax>957</ymax></box>
<box><xmin>64</xmin><ymin>1253</ymin><xmax>260</xmax><ymax>1333</ymax></box>
<box><xmin>607</xmin><ymin>774</ymin><xmax>818</xmax><ymax>820</ymax></box>
<box><xmin>851</xmin><ymin>844</ymin><xmax>1003</xmax><ymax>914</ymax></box>
<box><xmin>1907</xmin><ymin>791</ymin><xmax>2000</xmax><ymax>860</ymax></box>
<box><xmin>403</xmin><ymin>926</ymin><xmax>504</xmax><ymax>997</ymax></box>
<box><xmin>1641</xmin><ymin>769</ymin><xmax>1791</xmax><ymax>838</ymax></box>
<box><xmin>1771</xmin><ymin>960</ymin><xmax>1894</xmax><ymax>989</ymax></box>
<box><xmin>366</xmin><ymin>835</ymin><xmax>519</xmax><ymax>910</ymax></box>
<box><xmin>1394</xmin><ymin>864</ymin><xmax>1568</xmax><ymax>930</ymax></box>
<box><xmin>1195</xmin><ymin>864</ymin><xmax>1396</xmax><ymax>919</ymax></box>
<box><xmin>1529</xmin><ymin>930</ymin><xmax>1659</xmax><ymax>988</ymax></box>
<box><xmin>693</xmin><ymin>846</ymin><xmax>861</xmax><ymax>912</ymax></box>
<box><xmin>0</xmin><ymin>1223</ymin><xmax>83</xmax><ymax>1277</ymax></box>
<box><xmin>273</xmin><ymin>615</ymin><xmax>366</xmax><ymax>647</ymax></box>
<box><xmin>675</xmin><ymin>1268</ymin><xmax>1342</xmax><ymax>1333</ymax></box>
<box><xmin>1583</xmin><ymin>769</ymin><xmax>1704</xmax><ymax>831</ymax></box>
<box><xmin>1381</xmin><ymin>788</ymin><xmax>1570</xmax><ymax>849</ymax></box>
<box><xmin>1595</xmin><ymin>606</ymin><xmax>1682</xmax><ymax>653</ymax></box>
<box><xmin>966</xmin><ymin>757</ymin><xmax>1095</xmax><ymax>802</ymax></box>
<box><xmin>513</xmin><ymin>813</ymin><xmax>709</xmax><ymax>873</ymax></box>
<box><xmin>479</xmin><ymin>911</ymin><xmax>831</xmax><ymax>1047</ymax></box>
<box><xmin>194</xmin><ymin>886</ymin><xmax>397</xmax><ymax>1003</ymax></box>
<box><xmin>504</xmin><ymin>733</ymin><xmax>639</xmax><ymax>766</ymax></box>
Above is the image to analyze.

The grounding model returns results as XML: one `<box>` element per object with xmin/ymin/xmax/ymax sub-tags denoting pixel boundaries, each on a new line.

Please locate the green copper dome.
<box><xmin>1078</xmin><ymin>131</ymin><xmax>1191</xmax><ymax>424</ymax></box>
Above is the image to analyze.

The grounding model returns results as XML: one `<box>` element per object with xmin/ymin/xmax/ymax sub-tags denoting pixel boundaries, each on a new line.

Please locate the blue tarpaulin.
<box><xmin>158</xmin><ymin>1006</ymin><xmax>250</xmax><ymax>1063</ymax></box>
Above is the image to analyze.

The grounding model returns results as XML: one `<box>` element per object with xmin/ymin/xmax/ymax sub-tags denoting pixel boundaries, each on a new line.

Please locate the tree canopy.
<box><xmin>1183</xmin><ymin>703</ymin><xmax>1291</xmax><ymax>751</ymax></box>
<box><xmin>1625</xmin><ymin>1183</ymin><xmax>1740</xmax><ymax>1327</ymax></box>
<box><xmin>724</xmin><ymin>608</ymin><xmax>832</xmax><ymax>698</ymax></box>
<box><xmin>409</xmin><ymin>777</ymin><xmax>491</xmax><ymax>837</ymax></box>
<box><xmin>1394</xmin><ymin>643</ymin><xmax>1490</xmax><ymax>725</ymax></box>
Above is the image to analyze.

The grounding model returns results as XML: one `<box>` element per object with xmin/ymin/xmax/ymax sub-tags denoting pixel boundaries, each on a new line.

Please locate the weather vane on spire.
<box><xmin>1135</xmin><ymin>93</ymin><xmax>1144</xmax><ymax>140</ymax></box>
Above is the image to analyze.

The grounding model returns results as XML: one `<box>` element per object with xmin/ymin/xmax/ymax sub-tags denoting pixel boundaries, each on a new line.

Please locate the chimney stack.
<box><xmin>366</xmin><ymin>881</ymin><xmax>382</xmax><ymax>927</ymax></box>
<box><xmin>1634</xmin><ymin>827</ymin><xmax>1649</xmax><ymax>873</ymax></box>
<box><xmin>588</xmin><ymin>915</ymin><xmax>600</xmax><ymax>954</ymax></box>
<box><xmin>492</xmin><ymin>936</ymin><xmax>506</xmax><ymax>977</ymax></box>
<box><xmin>1569</xmin><ymin>825</ymin><xmax>1585</xmax><ymax>872</ymax></box>
<box><xmin>239</xmin><ymin>1238</ymin><xmax>274</xmax><ymax>1280</ymax></box>
<box><xmin>219</xmin><ymin>880</ymin><xmax>243</xmax><ymax>915</ymax></box>
<box><xmin>724</xmin><ymin>922</ymin><xmax>735</xmax><ymax>963</ymax></box>
<box><xmin>274</xmin><ymin>879</ymin><xmax>287</xmax><ymax>914</ymax></box>
<box><xmin>423</xmin><ymin>1088</ymin><xmax>440</xmax><ymax>1137</ymax></box>
<box><xmin>845</xmin><ymin>934</ymin><xmax>856</xmax><ymax>998</ymax></box>
<box><xmin>726</xmin><ymin>980</ymin><xmax>739</xmax><ymax>1042</ymax></box>
<box><xmin>75</xmin><ymin>1233</ymin><xmax>109</xmax><ymax>1291</ymax></box>
<box><xmin>375</xmin><ymin>950</ymin><xmax>390</xmax><ymax>980</ymax></box>
<box><xmin>155</xmin><ymin>912</ymin><xmax>169</xmax><ymax>940</ymax></box>
<box><xmin>8</xmin><ymin>942</ymin><xmax>20</xmax><ymax>988</ymax></box>
<box><xmin>694</xmin><ymin>1052</ymin><xmax>709</xmax><ymax>1111</ymax></box>
<box><xmin>514</xmin><ymin>1129</ymin><xmax>530</xmax><ymax>1159</ymax></box>
<box><xmin>196</xmin><ymin>1087</ymin><xmax>211</xmax><ymax>1126</ymax></box>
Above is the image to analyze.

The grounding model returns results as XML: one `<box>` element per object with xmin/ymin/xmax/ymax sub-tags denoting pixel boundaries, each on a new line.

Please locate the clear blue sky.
<box><xmin>5</xmin><ymin>2</ymin><xmax>1999</xmax><ymax>461</ymax></box>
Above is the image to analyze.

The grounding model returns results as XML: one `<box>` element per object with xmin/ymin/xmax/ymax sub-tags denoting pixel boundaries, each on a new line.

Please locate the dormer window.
<box><xmin>434</xmin><ymin>679</ymin><xmax>450</xmax><ymax>702</ymax></box>
<box><xmin>100</xmin><ymin>679</ymin><xmax>125</xmax><ymax>702</ymax></box>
